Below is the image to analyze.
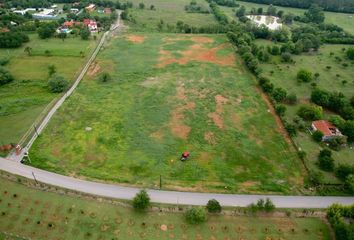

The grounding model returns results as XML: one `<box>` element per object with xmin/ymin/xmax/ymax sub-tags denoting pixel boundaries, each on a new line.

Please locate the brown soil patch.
<box><xmin>157</xmin><ymin>43</ymin><xmax>235</xmax><ymax>68</ymax></box>
<box><xmin>87</xmin><ymin>61</ymin><xmax>101</xmax><ymax>77</ymax></box>
<box><xmin>160</xmin><ymin>224</ymin><xmax>168</xmax><ymax>231</ymax></box>
<box><xmin>176</xmin><ymin>85</ymin><xmax>187</xmax><ymax>101</ymax></box>
<box><xmin>215</xmin><ymin>95</ymin><xmax>228</xmax><ymax>113</ymax></box>
<box><xmin>231</xmin><ymin>113</ymin><xmax>241</xmax><ymax>125</ymax></box>
<box><xmin>204</xmin><ymin>131</ymin><xmax>216</xmax><ymax>145</ymax></box>
<box><xmin>240</xmin><ymin>181</ymin><xmax>260</xmax><ymax>188</ymax></box>
<box><xmin>208</xmin><ymin>112</ymin><xmax>223</xmax><ymax>129</ymax></box>
<box><xmin>150</xmin><ymin>130</ymin><xmax>164</xmax><ymax>141</ymax></box>
<box><xmin>170</xmin><ymin>107</ymin><xmax>191</xmax><ymax>139</ymax></box>
<box><xmin>126</xmin><ymin>35</ymin><xmax>145</xmax><ymax>43</ymax></box>
<box><xmin>191</xmin><ymin>36</ymin><xmax>214</xmax><ymax>43</ymax></box>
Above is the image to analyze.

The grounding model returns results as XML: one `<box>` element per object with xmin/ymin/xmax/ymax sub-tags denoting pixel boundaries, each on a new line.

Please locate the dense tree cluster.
<box><xmin>311</xmin><ymin>89</ymin><xmax>354</xmax><ymax>120</ymax></box>
<box><xmin>0</xmin><ymin>67</ymin><xmax>14</xmax><ymax>86</ymax></box>
<box><xmin>0</xmin><ymin>31</ymin><xmax>29</xmax><ymax>48</ymax></box>
<box><xmin>207</xmin><ymin>0</ymin><xmax>239</xmax><ymax>7</ymax></box>
<box><xmin>232</xmin><ymin>0</ymin><xmax>354</xmax><ymax>13</ymax></box>
<box><xmin>209</xmin><ymin>3</ymin><xmax>229</xmax><ymax>25</ymax></box>
<box><xmin>327</xmin><ymin>204</ymin><xmax>354</xmax><ymax>240</ymax></box>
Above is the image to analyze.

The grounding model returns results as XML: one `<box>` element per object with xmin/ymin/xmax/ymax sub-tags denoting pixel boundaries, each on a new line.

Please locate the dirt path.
<box><xmin>257</xmin><ymin>88</ymin><xmax>293</xmax><ymax>145</ymax></box>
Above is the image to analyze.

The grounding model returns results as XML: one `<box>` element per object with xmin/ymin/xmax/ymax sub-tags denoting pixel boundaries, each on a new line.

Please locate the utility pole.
<box><xmin>159</xmin><ymin>175</ymin><xmax>162</xmax><ymax>189</ymax></box>
<box><xmin>32</xmin><ymin>172</ymin><xmax>38</xmax><ymax>184</ymax></box>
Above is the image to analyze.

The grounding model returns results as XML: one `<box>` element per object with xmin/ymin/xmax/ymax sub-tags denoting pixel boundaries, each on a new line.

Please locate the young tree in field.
<box><xmin>318</xmin><ymin>149</ymin><xmax>334</xmax><ymax>172</ymax></box>
<box><xmin>271</xmin><ymin>87</ymin><xmax>287</xmax><ymax>102</ymax></box>
<box><xmin>297</xmin><ymin>105</ymin><xmax>323</xmax><ymax>120</ymax></box>
<box><xmin>206</xmin><ymin>199</ymin><xmax>222</xmax><ymax>213</ymax></box>
<box><xmin>267</xmin><ymin>4</ymin><xmax>277</xmax><ymax>16</ymax></box>
<box><xmin>0</xmin><ymin>67</ymin><xmax>14</xmax><ymax>85</ymax></box>
<box><xmin>297</xmin><ymin>69</ymin><xmax>313</xmax><ymax>82</ymax></box>
<box><xmin>24</xmin><ymin>46</ymin><xmax>32</xmax><ymax>56</ymax></box>
<box><xmin>257</xmin><ymin>7</ymin><xmax>263</xmax><ymax>15</ymax></box>
<box><xmin>285</xmin><ymin>123</ymin><xmax>297</xmax><ymax>137</ymax></box>
<box><xmin>80</xmin><ymin>28</ymin><xmax>91</xmax><ymax>40</ymax></box>
<box><xmin>185</xmin><ymin>207</ymin><xmax>207</xmax><ymax>224</ymax></box>
<box><xmin>48</xmin><ymin>65</ymin><xmax>56</xmax><ymax>77</ymax></box>
<box><xmin>335</xmin><ymin>164</ymin><xmax>354</xmax><ymax>181</ymax></box>
<box><xmin>235</xmin><ymin>6</ymin><xmax>246</xmax><ymax>18</ymax></box>
<box><xmin>275</xmin><ymin>104</ymin><xmax>286</xmax><ymax>117</ymax></box>
<box><xmin>48</xmin><ymin>75</ymin><xmax>69</xmax><ymax>93</ymax></box>
<box><xmin>345</xmin><ymin>174</ymin><xmax>354</xmax><ymax>193</ymax></box>
<box><xmin>264</xmin><ymin>198</ymin><xmax>275</xmax><ymax>212</ymax></box>
<box><xmin>98</xmin><ymin>72</ymin><xmax>111</xmax><ymax>83</ymax></box>
<box><xmin>132</xmin><ymin>190</ymin><xmax>150</xmax><ymax>211</ymax></box>
<box><xmin>150</xmin><ymin>5</ymin><xmax>155</xmax><ymax>10</ymax></box>
<box><xmin>139</xmin><ymin>2</ymin><xmax>145</xmax><ymax>9</ymax></box>
<box><xmin>58</xmin><ymin>32</ymin><xmax>67</xmax><ymax>41</ymax></box>
<box><xmin>304</xmin><ymin>4</ymin><xmax>325</xmax><ymax>24</ymax></box>
<box><xmin>347</xmin><ymin>48</ymin><xmax>354</xmax><ymax>60</ymax></box>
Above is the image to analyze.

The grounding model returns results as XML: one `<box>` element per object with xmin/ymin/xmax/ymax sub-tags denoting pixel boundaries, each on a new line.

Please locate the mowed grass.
<box><xmin>30</xmin><ymin>33</ymin><xmax>303</xmax><ymax>194</ymax></box>
<box><xmin>0</xmin><ymin>176</ymin><xmax>331</xmax><ymax>240</ymax></box>
<box><xmin>221</xmin><ymin>1</ymin><xmax>354</xmax><ymax>34</ymax></box>
<box><xmin>121</xmin><ymin>0</ymin><xmax>217</xmax><ymax>31</ymax></box>
<box><xmin>256</xmin><ymin>40</ymin><xmax>354</xmax><ymax>183</ymax></box>
<box><xmin>0</xmin><ymin>34</ymin><xmax>98</xmax><ymax>144</ymax></box>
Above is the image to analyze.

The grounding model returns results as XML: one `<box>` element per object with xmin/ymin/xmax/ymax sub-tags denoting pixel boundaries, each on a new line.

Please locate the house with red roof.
<box><xmin>311</xmin><ymin>120</ymin><xmax>342</xmax><ymax>141</ymax></box>
<box><xmin>83</xmin><ymin>19</ymin><xmax>98</xmax><ymax>32</ymax></box>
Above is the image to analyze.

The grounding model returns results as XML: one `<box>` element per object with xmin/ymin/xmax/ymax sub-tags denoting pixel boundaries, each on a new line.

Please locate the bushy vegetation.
<box><xmin>327</xmin><ymin>204</ymin><xmax>354</xmax><ymax>240</ymax></box>
<box><xmin>132</xmin><ymin>190</ymin><xmax>150</xmax><ymax>210</ymax></box>
<box><xmin>297</xmin><ymin>105</ymin><xmax>323</xmax><ymax>121</ymax></box>
<box><xmin>185</xmin><ymin>207</ymin><xmax>207</xmax><ymax>224</ymax></box>
<box><xmin>0</xmin><ymin>67</ymin><xmax>14</xmax><ymax>86</ymax></box>
<box><xmin>48</xmin><ymin>75</ymin><xmax>69</xmax><ymax>93</ymax></box>
<box><xmin>206</xmin><ymin>199</ymin><xmax>222</xmax><ymax>213</ymax></box>
<box><xmin>317</xmin><ymin>149</ymin><xmax>334</xmax><ymax>172</ymax></box>
<box><xmin>0</xmin><ymin>31</ymin><xmax>29</xmax><ymax>48</ymax></box>
<box><xmin>249</xmin><ymin>198</ymin><xmax>276</xmax><ymax>213</ymax></box>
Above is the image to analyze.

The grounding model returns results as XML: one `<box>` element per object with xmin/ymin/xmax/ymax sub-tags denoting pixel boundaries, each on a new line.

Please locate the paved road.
<box><xmin>0</xmin><ymin>158</ymin><xmax>353</xmax><ymax>208</ymax></box>
<box><xmin>8</xmin><ymin>12</ymin><xmax>122</xmax><ymax>162</ymax></box>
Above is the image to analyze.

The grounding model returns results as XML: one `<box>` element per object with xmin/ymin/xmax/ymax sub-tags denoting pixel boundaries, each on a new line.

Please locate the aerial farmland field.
<box><xmin>30</xmin><ymin>33</ymin><xmax>302</xmax><ymax>194</ymax></box>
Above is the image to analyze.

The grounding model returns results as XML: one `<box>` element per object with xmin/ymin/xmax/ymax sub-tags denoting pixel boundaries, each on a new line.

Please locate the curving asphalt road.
<box><xmin>0</xmin><ymin>158</ymin><xmax>353</xmax><ymax>208</ymax></box>
<box><xmin>2</xmin><ymin>12</ymin><xmax>353</xmax><ymax>209</ymax></box>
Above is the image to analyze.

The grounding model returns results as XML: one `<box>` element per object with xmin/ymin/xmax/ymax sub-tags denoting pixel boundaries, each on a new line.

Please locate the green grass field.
<box><xmin>221</xmin><ymin>1</ymin><xmax>354</xmax><ymax>34</ymax></box>
<box><xmin>30</xmin><ymin>33</ymin><xmax>303</xmax><ymax>194</ymax></box>
<box><xmin>255</xmin><ymin>40</ymin><xmax>354</xmax><ymax>183</ymax></box>
<box><xmin>121</xmin><ymin>0</ymin><xmax>217</xmax><ymax>31</ymax></box>
<box><xmin>0</xmin><ymin>176</ymin><xmax>331</xmax><ymax>240</ymax></box>
<box><xmin>0</xmin><ymin>34</ymin><xmax>98</xmax><ymax>145</ymax></box>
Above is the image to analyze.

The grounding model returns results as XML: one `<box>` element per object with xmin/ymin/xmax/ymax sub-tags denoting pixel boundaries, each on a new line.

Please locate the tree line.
<box><xmin>235</xmin><ymin>0</ymin><xmax>354</xmax><ymax>14</ymax></box>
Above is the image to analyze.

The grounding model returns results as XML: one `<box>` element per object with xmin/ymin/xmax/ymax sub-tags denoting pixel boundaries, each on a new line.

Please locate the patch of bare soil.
<box><xmin>160</xmin><ymin>224</ymin><xmax>168</xmax><ymax>231</ymax></box>
<box><xmin>208</xmin><ymin>95</ymin><xmax>229</xmax><ymax>130</ymax></box>
<box><xmin>190</xmin><ymin>36</ymin><xmax>214</xmax><ymax>43</ymax></box>
<box><xmin>157</xmin><ymin>42</ymin><xmax>235</xmax><ymax>68</ymax></box>
<box><xmin>87</xmin><ymin>61</ymin><xmax>101</xmax><ymax>77</ymax></box>
<box><xmin>169</xmin><ymin>84</ymin><xmax>196</xmax><ymax>139</ymax></box>
<box><xmin>126</xmin><ymin>35</ymin><xmax>145</xmax><ymax>43</ymax></box>
<box><xmin>204</xmin><ymin>131</ymin><xmax>216</xmax><ymax>145</ymax></box>
<box><xmin>150</xmin><ymin>130</ymin><xmax>164</xmax><ymax>142</ymax></box>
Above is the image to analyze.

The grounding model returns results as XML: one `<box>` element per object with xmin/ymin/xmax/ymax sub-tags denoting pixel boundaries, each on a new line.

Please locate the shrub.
<box><xmin>272</xmin><ymin>87</ymin><xmax>287</xmax><ymax>102</ymax></box>
<box><xmin>345</xmin><ymin>174</ymin><xmax>354</xmax><ymax>193</ymax></box>
<box><xmin>307</xmin><ymin>170</ymin><xmax>323</xmax><ymax>186</ymax></box>
<box><xmin>132</xmin><ymin>190</ymin><xmax>150</xmax><ymax>210</ymax></box>
<box><xmin>264</xmin><ymin>198</ymin><xmax>275</xmax><ymax>212</ymax></box>
<box><xmin>80</xmin><ymin>28</ymin><xmax>91</xmax><ymax>40</ymax></box>
<box><xmin>318</xmin><ymin>149</ymin><xmax>334</xmax><ymax>171</ymax></box>
<box><xmin>297</xmin><ymin>69</ymin><xmax>313</xmax><ymax>82</ymax></box>
<box><xmin>329</xmin><ymin>115</ymin><xmax>345</xmax><ymax>128</ymax></box>
<box><xmin>98</xmin><ymin>72</ymin><xmax>111</xmax><ymax>83</ymax></box>
<box><xmin>256</xmin><ymin>199</ymin><xmax>265</xmax><ymax>209</ymax></box>
<box><xmin>347</xmin><ymin>48</ymin><xmax>354</xmax><ymax>60</ymax></box>
<box><xmin>285</xmin><ymin>123</ymin><xmax>297</xmax><ymax>137</ymax></box>
<box><xmin>185</xmin><ymin>207</ymin><xmax>207</xmax><ymax>224</ymax></box>
<box><xmin>281</xmin><ymin>52</ymin><xmax>292</xmax><ymax>62</ymax></box>
<box><xmin>275</xmin><ymin>104</ymin><xmax>286</xmax><ymax>117</ymax></box>
<box><xmin>0</xmin><ymin>58</ymin><xmax>9</xmax><ymax>66</ymax></box>
<box><xmin>335</xmin><ymin>164</ymin><xmax>354</xmax><ymax>181</ymax></box>
<box><xmin>312</xmin><ymin>130</ymin><xmax>324</xmax><ymax>142</ymax></box>
<box><xmin>206</xmin><ymin>199</ymin><xmax>222</xmax><ymax>213</ymax></box>
<box><xmin>328</xmin><ymin>136</ymin><xmax>347</xmax><ymax>151</ymax></box>
<box><xmin>0</xmin><ymin>67</ymin><xmax>14</xmax><ymax>85</ymax></box>
<box><xmin>48</xmin><ymin>75</ymin><xmax>69</xmax><ymax>93</ymax></box>
<box><xmin>297</xmin><ymin>105</ymin><xmax>323</xmax><ymax>120</ymax></box>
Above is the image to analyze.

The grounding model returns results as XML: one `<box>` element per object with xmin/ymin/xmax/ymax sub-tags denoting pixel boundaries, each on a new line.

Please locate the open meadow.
<box><xmin>221</xmin><ymin>0</ymin><xmax>354</xmax><ymax>34</ymax></box>
<box><xmin>30</xmin><ymin>32</ymin><xmax>303</xmax><ymax>194</ymax></box>
<box><xmin>0</xmin><ymin>34</ymin><xmax>98</xmax><ymax>146</ymax></box>
<box><xmin>121</xmin><ymin>0</ymin><xmax>217</xmax><ymax>31</ymax></box>
<box><xmin>0</xmin><ymin>175</ymin><xmax>332</xmax><ymax>240</ymax></box>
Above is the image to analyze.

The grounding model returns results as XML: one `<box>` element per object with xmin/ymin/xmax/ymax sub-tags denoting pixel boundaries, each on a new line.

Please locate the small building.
<box><xmin>70</xmin><ymin>8</ymin><xmax>79</xmax><ymax>13</ymax></box>
<box><xmin>311</xmin><ymin>120</ymin><xmax>342</xmax><ymax>141</ymax></box>
<box><xmin>83</xmin><ymin>19</ymin><xmax>97</xmax><ymax>32</ymax></box>
<box><xmin>85</xmin><ymin>4</ymin><xmax>96</xmax><ymax>12</ymax></box>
